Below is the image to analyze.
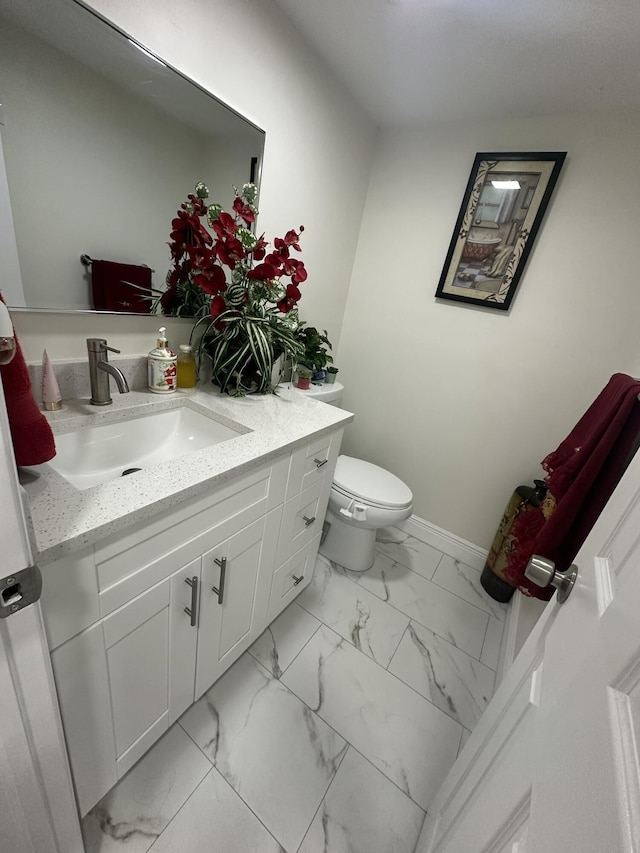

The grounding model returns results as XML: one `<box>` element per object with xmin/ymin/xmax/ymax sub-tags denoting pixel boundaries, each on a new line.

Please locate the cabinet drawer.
<box><xmin>268</xmin><ymin>534</ymin><xmax>321</xmax><ymax>623</ymax></box>
<box><xmin>277</xmin><ymin>479</ymin><xmax>330</xmax><ymax>566</ymax></box>
<box><xmin>285</xmin><ymin>429</ymin><xmax>342</xmax><ymax>499</ymax></box>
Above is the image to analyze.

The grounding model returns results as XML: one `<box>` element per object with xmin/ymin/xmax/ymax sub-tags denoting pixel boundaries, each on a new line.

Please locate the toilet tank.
<box><xmin>279</xmin><ymin>380</ymin><xmax>344</xmax><ymax>406</ymax></box>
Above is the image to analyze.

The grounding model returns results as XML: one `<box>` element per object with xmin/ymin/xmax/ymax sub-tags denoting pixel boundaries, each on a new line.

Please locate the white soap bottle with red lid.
<box><xmin>148</xmin><ymin>327</ymin><xmax>177</xmax><ymax>394</ymax></box>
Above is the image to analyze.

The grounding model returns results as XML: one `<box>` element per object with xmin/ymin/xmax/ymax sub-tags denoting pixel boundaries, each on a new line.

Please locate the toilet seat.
<box><xmin>332</xmin><ymin>455</ymin><xmax>412</xmax><ymax>510</ymax></box>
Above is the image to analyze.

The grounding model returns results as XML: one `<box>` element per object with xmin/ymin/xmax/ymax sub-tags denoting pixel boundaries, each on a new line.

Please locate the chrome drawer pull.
<box><xmin>314</xmin><ymin>457</ymin><xmax>328</xmax><ymax>468</ymax></box>
<box><xmin>212</xmin><ymin>556</ymin><xmax>227</xmax><ymax>605</ymax></box>
<box><xmin>184</xmin><ymin>576</ymin><xmax>198</xmax><ymax>627</ymax></box>
<box><xmin>292</xmin><ymin>575</ymin><xmax>304</xmax><ymax>586</ymax></box>
<box><xmin>303</xmin><ymin>515</ymin><xmax>316</xmax><ymax>527</ymax></box>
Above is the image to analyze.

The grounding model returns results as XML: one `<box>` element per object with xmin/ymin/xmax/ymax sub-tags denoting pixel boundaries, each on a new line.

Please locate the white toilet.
<box><xmin>282</xmin><ymin>379</ymin><xmax>413</xmax><ymax>572</ymax></box>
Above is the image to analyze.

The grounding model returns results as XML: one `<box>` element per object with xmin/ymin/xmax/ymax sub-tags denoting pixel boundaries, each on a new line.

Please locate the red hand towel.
<box><xmin>91</xmin><ymin>260</ymin><xmax>152</xmax><ymax>313</ymax></box>
<box><xmin>505</xmin><ymin>373</ymin><xmax>640</xmax><ymax>598</ymax></box>
<box><xmin>0</xmin><ymin>293</ymin><xmax>56</xmax><ymax>466</ymax></box>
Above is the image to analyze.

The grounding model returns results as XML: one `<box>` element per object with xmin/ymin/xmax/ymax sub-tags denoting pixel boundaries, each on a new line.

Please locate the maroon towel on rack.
<box><xmin>91</xmin><ymin>260</ymin><xmax>152</xmax><ymax>313</ymax></box>
<box><xmin>505</xmin><ymin>373</ymin><xmax>640</xmax><ymax>599</ymax></box>
<box><xmin>0</xmin><ymin>293</ymin><xmax>56</xmax><ymax>467</ymax></box>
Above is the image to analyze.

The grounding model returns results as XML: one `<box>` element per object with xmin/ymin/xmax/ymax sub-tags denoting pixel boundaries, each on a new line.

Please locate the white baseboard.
<box><xmin>394</xmin><ymin>514</ymin><xmax>547</xmax><ymax>683</ymax></box>
<box><xmin>396</xmin><ymin>514</ymin><xmax>488</xmax><ymax>571</ymax></box>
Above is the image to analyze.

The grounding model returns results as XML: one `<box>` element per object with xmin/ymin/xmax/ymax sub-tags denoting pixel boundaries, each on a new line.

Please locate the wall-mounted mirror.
<box><xmin>0</xmin><ymin>0</ymin><xmax>265</xmax><ymax>315</ymax></box>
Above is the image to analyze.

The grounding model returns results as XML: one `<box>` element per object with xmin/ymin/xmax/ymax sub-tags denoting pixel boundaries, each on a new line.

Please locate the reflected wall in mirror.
<box><xmin>0</xmin><ymin>0</ymin><xmax>265</xmax><ymax>315</ymax></box>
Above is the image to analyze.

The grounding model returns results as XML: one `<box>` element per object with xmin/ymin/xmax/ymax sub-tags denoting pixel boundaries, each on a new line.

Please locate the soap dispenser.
<box><xmin>148</xmin><ymin>327</ymin><xmax>177</xmax><ymax>394</ymax></box>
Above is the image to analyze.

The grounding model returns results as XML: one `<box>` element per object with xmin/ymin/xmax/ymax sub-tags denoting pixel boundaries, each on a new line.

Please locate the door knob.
<box><xmin>524</xmin><ymin>555</ymin><xmax>578</xmax><ymax>603</ymax></box>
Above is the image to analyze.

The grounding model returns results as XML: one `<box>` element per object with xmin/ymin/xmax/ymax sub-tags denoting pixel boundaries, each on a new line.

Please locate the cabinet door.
<box><xmin>196</xmin><ymin>518</ymin><xmax>271</xmax><ymax>698</ymax></box>
<box><xmin>102</xmin><ymin>559</ymin><xmax>200</xmax><ymax>779</ymax></box>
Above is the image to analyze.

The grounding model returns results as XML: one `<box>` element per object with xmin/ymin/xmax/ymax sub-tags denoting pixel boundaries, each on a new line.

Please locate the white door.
<box><xmin>0</xmin><ymin>382</ymin><xmax>83</xmax><ymax>851</ymax></box>
<box><xmin>416</xmin><ymin>441</ymin><xmax>640</xmax><ymax>852</ymax></box>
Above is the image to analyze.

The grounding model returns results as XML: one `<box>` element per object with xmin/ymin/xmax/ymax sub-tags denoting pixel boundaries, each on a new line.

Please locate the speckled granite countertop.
<box><xmin>19</xmin><ymin>386</ymin><xmax>353</xmax><ymax>563</ymax></box>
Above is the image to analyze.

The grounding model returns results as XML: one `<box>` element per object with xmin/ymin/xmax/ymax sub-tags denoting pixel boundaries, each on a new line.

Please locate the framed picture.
<box><xmin>435</xmin><ymin>152</ymin><xmax>566</xmax><ymax>311</ymax></box>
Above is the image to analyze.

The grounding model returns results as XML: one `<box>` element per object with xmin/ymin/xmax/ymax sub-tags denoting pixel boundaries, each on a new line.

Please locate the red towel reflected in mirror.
<box><xmin>91</xmin><ymin>260</ymin><xmax>152</xmax><ymax>313</ymax></box>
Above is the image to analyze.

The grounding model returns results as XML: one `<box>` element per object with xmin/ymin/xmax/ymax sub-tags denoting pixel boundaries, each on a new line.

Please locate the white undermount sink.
<box><xmin>48</xmin><ymin>405</ymin><xmax>244</xmax><ymax>491</ymax></box>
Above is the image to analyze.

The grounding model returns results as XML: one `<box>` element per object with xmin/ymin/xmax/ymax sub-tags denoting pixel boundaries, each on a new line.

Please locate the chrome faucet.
<box><xmin>87</xmin><ymin>338</ymin><xmax>130</xmax><ymax>406</ymax></box>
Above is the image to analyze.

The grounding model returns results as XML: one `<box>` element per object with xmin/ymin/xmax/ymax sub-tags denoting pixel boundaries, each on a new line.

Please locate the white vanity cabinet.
<box><xmin>40</xmin><ymin>427</ymin><xmax>343</xmax><ymax>818</ymax></box>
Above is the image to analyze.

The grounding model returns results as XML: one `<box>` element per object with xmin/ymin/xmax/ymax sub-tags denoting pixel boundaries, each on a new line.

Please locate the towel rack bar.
<box><xmin>80</xmin><ymin>254</ymin><xmax>155</xmax><ymax>273</ymax></box>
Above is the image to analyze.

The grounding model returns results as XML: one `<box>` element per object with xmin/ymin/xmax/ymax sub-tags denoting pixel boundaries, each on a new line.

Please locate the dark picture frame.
<box><xmin>435</xmin><ymin>152</ymin><xmax>566</xmax><ymax>311</ymax></box>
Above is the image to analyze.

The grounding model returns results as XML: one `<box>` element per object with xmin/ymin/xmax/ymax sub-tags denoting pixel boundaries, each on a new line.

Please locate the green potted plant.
<box><xmin>325</xmin><ymin>365</ymin><xmax>339</xmax><ymax>384</ymax></box>
<box><xmin>296</xmin><ymin>324</ymin><xmax>333</xmax><ymax>381</ymax></box>
<box><xmin>295</xmin><ymin>365</ymin><xmax>313</xmax><ymax>390</ymax></box>
<box><xmin>161</xmin><ymin>182</ymin><xmax>307</xmax><ymax>396</ymax></box>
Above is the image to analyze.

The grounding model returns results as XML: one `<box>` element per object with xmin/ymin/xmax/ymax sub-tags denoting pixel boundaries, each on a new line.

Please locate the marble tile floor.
<box><xmin>83</xmin><ymin>525</ymin><xmax>506</xmax><ymax>853</ymax></box>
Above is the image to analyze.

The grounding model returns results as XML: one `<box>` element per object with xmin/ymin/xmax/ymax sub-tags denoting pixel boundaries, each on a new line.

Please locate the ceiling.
<box><xmin>273</xmin><ymin>0</ymin><xmax>640</xmax><ymax>128</ymax></box>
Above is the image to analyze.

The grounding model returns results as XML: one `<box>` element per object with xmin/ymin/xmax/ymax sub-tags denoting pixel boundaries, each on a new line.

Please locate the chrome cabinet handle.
<box><xmin>525</xmin><ymin>555</ymin><xmax>578</xmax><ymax>604</ymax></box>
<box><xmin>303</xmin><ymin>515</ymin><xmax>316</xmax><ymax>527</ymax></box>
<box><xmin>184</xmin><ymin>576</ymin><xmax>198</xmax><ymax>626</ymax></box>
<box><xmin>314</xmin><ymin>457</ymin><xmax>328</xmax><ymax>468</ymax></box>
<box><xmin>292</xmin><ymin>575</ymin><xmax>304</xmax><ymax>586</ymax></box>
<box><xmin>211</xmin><ymin>556</ymin><xmax>227</xmax><ymax>605</ymax></box>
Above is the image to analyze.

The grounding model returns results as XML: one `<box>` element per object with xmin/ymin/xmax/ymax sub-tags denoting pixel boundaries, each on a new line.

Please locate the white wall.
<box><xmin>338</xmin><ymin>108</ymin><xmax>640</xmax><ymax>548</ymax></box>
<box><xmin>11</xmin><ymin>0</ymin><xmax>375</xmax><ymax>358</ymax></box>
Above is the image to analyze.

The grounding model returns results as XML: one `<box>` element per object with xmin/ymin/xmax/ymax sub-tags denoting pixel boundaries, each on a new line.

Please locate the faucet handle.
<box><xmin>86</xmin><ymin>338</ymin><xmax>120</xmax><ymax>355</ymax></box>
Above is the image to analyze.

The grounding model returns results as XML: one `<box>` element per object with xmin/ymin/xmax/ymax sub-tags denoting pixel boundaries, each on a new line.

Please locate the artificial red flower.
<box><xmin>215</xmin><ymin>236</ymin><xmax>245</xmax><ymax>269</ymax></box>
<box><xmin>233</xmin><ymin>197</ymin><xmax>256</xmax><ymax>224</ymax></box>
<box><xmin>210</xmin><ymin>294</ymin><xmax>226</xmax><ymax>318</ymax></box>
<box><xmin>280</xmin><ymin>257</ymin><xmax>307</xmax><ymax>283</ymax></box>
<box><xmin>169</xmin><ymin>208</ymin><xmax>213</xmax><ymax>266</ymax></box>
<box><xmin>209</xmin><ymin>294</ymin><xmax>228</xmax><ymax>329</ymax></box>
<box><xmin>277</xmin><ymin>282</ymin><xmax>302</xmax><ymax>313</ymax></box>
<box><xmin>194</xmin><ymin>264</ymin><xmax>227</xmax><ymax>295</ymax></box>
<box><xmin>247</xmin><ymin>262</ymin><xmax>278</xmax><ymax>281</ymax></box>
<box><xmin>286</xmin><ymin>283</ymin><xmax>301</xmax><ymax>301</ymax></box>
<box><xmin>292</xmin><ymin>262</ymin><xmax>307</xmax><ymax>284</ymax></box>
<box><xmin>252</xmin><ymin>235</ymin><xmax>267</xmax><ymax>261</ymax></box>
<box><xmin>283</xmin><ymin>228</ymin><xmax>304</xmax><ymax>250</ymax></box>
<box><xmin>273</xmin><ymin>237</ymin><xmax>289</xmax><ymax>256</ymax></box>
<box><xmin>264</xmin><ymin>252</ymin><xmax>285</xmax><ymax>270</ymax></box>
<box><xmin>160</xmin><ymin>282</ymin><xmax>179</xmax><ymax>312</ymax></box>
<box><xmin>187</xmin><ymin>245</ymin><xmax>215</xmax><ymax>270</ymax></box>
<box><xmin>212</xmin><ymin>211</ymin><xmax>237</xmax><ymax>239</ymax></box>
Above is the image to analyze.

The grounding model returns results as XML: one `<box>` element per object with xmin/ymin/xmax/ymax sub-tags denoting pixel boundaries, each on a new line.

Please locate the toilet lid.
<box><xmin>333</xmin><ymin>455</ymin><xmax>413</xmax><ymax>509</ymax></box>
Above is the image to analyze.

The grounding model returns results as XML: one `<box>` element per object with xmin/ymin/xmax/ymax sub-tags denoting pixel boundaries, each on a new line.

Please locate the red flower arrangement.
<box><xmin>163</xmin><ymin>182</ymin><xmax>307</xmax><ymax>396</ymax></box>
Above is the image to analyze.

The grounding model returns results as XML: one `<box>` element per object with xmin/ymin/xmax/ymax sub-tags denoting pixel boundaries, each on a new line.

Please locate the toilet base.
<box><xmin>319</xmin><ymin>508</ymin><xmax>377</xmax><ymax>572</ymax></box>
